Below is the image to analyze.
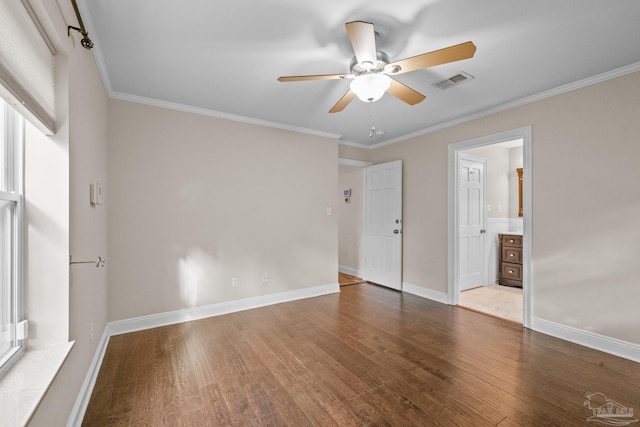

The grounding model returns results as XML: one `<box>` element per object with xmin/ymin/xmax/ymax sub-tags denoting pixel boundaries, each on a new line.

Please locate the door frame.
<box><xmin>447</xmin><ymin>126</ymin><xmax>532</xmax><ymax>328</ymax></box>
<box><xmin>457</xmin><ymin>153</ymin><xmax>487</xmax><ymax>291</ymax></box>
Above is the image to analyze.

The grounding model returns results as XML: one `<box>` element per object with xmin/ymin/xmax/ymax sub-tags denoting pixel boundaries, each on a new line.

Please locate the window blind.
<box><xmin>0</xmin><ymin>0</ymin><xmax>56</xmax><ymax>134</ymax></box>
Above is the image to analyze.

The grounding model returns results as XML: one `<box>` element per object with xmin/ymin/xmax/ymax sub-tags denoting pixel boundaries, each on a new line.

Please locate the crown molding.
<box><xmin>337</xmin><ymin>139</ymin><xmax>375</xmax><ymax>149</ymax></box>
<box><xmin>368</xmin><ymin>61</ymin><xmax>640</xmax><ymax>149</ymax></box>
<box><xmin>338</xmin><ymin>158</ymin><xmax>372</xmax><ymax>168</ymax></box>
<box><xmin>109</xmin><ymin>91</ymin><xmax>342</xmax><ymax>141</ymax></box>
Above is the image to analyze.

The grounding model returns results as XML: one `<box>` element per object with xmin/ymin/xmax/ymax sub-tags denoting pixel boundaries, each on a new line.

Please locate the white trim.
<box><xmin>109</xmin><ymin>283</ymin><xmax>339</xmax><ymax>336</ymax></box>
<box><xmin>448</xmin><ymin>126</ymin><xmax>532</xmax><ymax>328</ymax></box>
<box><xmin>338</xmin><ymin>265</ymin><xmax>363</xmax><ymax>278</ymax></box>
<box><xmin>532</xmin><ymin>318</ymin><xmax>640</xmax><ymax>363</ymax></box>
<box><xmin>0</xmin><ymin>342</ymin><xmax>73</xmax><ymax>427</ymax></box>
<box><xmin>402</xmin><ymin>282</ymin><xmax>449</xmax><ymax>305</ymax></box>
<box><xmin>368</xmin><ymin>61</ymin><xmax>640</xmax><ymax>150</ymax></box>
<box><xmin>67</xmin><ymin>283</ymin><xmax>339</xmax><ymax>426</ymax></box>
<box><xmin>487</xmin><ymin>218</ymin><xmax>513</xmax><ymax>230</ymax></box>
<box><xmin>66</xmin><ymin>328</ymin><xmax>111</xmax><ymax>427</ymax></box>
<box><xmin>338</xmin><ymin>158</ymin><xmax>372</xmax><ymax>168</ymax></box>
<box><xmin>110</xmin><ymin>91</ymin><xmax>342</xmax><ymax>142</ymax></box>
<box><xmin>338</xmin><ymin>139</ymin><xmax>373</xmax><ymax>149</ymax></box>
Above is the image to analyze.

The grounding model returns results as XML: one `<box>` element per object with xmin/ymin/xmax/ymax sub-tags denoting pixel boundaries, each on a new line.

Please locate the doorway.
<box><xmin>337</xmin><ymin>159</ymin><xmax>403</xmax><ymax>291</ymax></box>
<box><xmin>337</xmin><ymin>158</ymin><xmax>370</xmax><ymax>285</ymax></box>
<box><xmin>448</xmin><ymin>127</ymin><xmax>532</xmax><ymax>328</ymax></box>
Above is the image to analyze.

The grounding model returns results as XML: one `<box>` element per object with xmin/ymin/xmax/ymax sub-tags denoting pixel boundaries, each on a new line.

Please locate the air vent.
<box><xmin>432</xmin><ymin>71</ymin><xmax>474</xmax><ymax>90</ymax></box>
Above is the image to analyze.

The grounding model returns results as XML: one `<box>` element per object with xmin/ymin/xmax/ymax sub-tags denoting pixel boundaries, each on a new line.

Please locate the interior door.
<box><xmin>364</xmin><ymin>160</ymin><xmax>402</xmax><ymax>290</ymax></box>
<box><xmin>459</xmin><ymin>155</ymin><xmax>486</xmax><ymax>291</ymax></box>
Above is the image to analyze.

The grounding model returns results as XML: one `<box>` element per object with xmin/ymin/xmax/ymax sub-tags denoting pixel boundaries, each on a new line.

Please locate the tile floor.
<box><xmin>458</xmin><ymin>284</ymin><xmax>523</xmax><ymax>323</ymax></box>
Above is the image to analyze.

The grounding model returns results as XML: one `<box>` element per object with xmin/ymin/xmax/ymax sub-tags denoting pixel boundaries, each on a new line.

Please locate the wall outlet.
<box><xmin>262</xmin><ymin>272</ymin><xmax>269</xmax><ymax>283</ymax></box>
<box><xmin>232</xmin><ymin>277</ymin><xmax>239</xmax><ymax>288</ymax></box>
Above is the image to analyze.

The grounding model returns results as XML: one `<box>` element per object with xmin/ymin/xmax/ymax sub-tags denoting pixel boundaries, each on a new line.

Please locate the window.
<box><xmin>0</xmin><ymin>98</ymin><xmax>24</xmax><ymax>376</ymax></box>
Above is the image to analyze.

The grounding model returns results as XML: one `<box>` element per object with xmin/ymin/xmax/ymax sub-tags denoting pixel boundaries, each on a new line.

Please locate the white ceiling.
<box><xmin>78</xmin><ymin>0</ymin><xmax>640</xmax><ymax>147</ymax></box>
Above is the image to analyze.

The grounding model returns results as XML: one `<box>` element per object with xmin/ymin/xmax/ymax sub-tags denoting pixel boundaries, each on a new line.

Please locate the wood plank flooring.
<box><xmin>83</xmin><ymin>283</ymin><xmax>640</xmax><ymax>426</ymax></box>
<box><xmin>338</xmin><ymin>272</ymin><xmax>365</xmax><ymax>287</ymax></box>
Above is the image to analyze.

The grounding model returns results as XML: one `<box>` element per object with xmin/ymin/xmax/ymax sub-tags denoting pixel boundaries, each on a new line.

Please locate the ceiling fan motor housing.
<box><xmin>350</xmin><ymin>51</ymin><xmax>391</xmax><ymax>75</ymax></box>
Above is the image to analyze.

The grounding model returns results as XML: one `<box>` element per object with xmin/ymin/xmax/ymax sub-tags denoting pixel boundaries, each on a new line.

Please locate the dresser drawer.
<box><xmin>501</xmin><ymin>262</ymin><xmax>522</xmax><ymax>281</ymax></box>
<box><xmin>502</xmin><ymin>247</ymin><xmax>522</xmax><ymax>263</ymax></box>
<box><xmin>502</xmin><ymin>235</ymin><xmax>522</xmax><ymax>247</ymax></box>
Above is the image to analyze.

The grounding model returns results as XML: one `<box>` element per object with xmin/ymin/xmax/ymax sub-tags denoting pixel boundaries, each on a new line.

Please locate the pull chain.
<box><xmin>369</xmin><ymin>101</ymin><xmax>376</xmax><ymax>138</ymax></box>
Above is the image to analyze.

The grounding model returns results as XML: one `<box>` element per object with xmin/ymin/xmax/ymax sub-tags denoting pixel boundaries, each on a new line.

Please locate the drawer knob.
<box><xmin>509</xmin><ymin>239</ymin><xmax>514</xmax><ymax>243</ymax></box>
<box><xmin>509</xmin><ymin>253</ymin><xmax>514</xmax><ymax>257</ymax></box>
<box><xmin>508</xmin><ymin>270</ymin><xmax>514</xmax><ymax>274</ymax></box>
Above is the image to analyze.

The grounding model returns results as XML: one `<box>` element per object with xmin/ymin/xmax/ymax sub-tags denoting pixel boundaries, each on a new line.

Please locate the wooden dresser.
<box><xmin>498</xmin><ymin>233</ymin><xmax>523</xmax><ymax>288</ymax></box>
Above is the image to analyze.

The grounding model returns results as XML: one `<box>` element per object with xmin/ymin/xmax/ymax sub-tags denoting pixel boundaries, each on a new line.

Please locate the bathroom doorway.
<box><xmin>448</xmin><ymin>127</ymin><xmax>532</xmax><ymax>327</ymax></box>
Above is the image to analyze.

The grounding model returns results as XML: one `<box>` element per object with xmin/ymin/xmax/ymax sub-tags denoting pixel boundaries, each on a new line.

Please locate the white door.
<box><xmin>459</xmin><ymin>155</ymin><xmax>486</xmax><ymax>291</ymax></box>
<box><xmin>364</xmin><ymin>160</ymin><xmax>402</xmax><ymax>290</ymax></box>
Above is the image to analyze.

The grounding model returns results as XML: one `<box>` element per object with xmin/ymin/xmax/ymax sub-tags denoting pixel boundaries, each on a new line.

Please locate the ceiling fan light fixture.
<box><xmin>350</xmin><ymin>74</ymin><xmax>392</xmax><ymax>102</ymax></box>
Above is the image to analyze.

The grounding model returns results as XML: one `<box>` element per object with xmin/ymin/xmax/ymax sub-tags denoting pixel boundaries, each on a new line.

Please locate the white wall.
<box><xmin>370</xmin><ymin>70</ymin><xmax>640</xmax><ymax>345</ymax></box>
<box><xmin>26</xmin><ymin>0</ymin><xmax>110</xmax><ymax>425</ymax></box>
<box><xmin>107</xmin><ymin>100</ymin><xmax>338</xmax><ymax>321</ymax></box>
<box><xmin>338</xmin><ymin>165</ymin><xmax>365</xmax><ymax>276</ymax></box>
<box><xmin>24</xmin><ymin>120</ymin><xmax>69</xmax><ymax>347</ymax></box>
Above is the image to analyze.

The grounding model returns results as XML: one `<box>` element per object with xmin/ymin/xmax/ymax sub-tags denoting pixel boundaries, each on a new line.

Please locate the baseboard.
<box><xmin>109</xmin><ymin>283</ymin><xmax>340</xmax><ymax>336</ymax></box>
<box><xmin>66</xmin><ymin>328</ymin><xmax>111</xmax><ymax>427</ymax></box>
<box><xmin>402</xmin><ymin>282</ymin><xmax>449</xmax><ymax>305</ymax></box>
<box><xmin>338</xmin><ymin>265</ymin><xmax>363</xmax><ymax>278</ymax></box>
<box><xmin>67</xmin><ymin>283</ymin><xmax>339</xmax><ymax>426</ymax></box>
<box><xmin>532</xmin><ymin>317</ymin><xmax>640</xmax><ymax>363</ymax></box>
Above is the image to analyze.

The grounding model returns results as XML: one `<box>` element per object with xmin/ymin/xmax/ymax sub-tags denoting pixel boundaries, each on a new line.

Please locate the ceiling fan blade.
<box><xmin>386</xmin><ymin>79</ymin><xmax>426</xmax><ymax>105</ymax></box>
<box><xmin>345</xmin><ymin>21</ymin><xmax>377</xmax><ymax>66</ymax></box>
<box><xmin>278</xmin><ymin>73</ymin><xmax>353</xmax><ymax>82</ymax></box>
<box><xmin>387</xmin><ymin>41</ymin><xmax>476</xmax><ymax>75</ymax></box>
<box><xmin>329</xmin><ymin>90</ymin><xmax>357</xmax><ymax>113</ymax></box>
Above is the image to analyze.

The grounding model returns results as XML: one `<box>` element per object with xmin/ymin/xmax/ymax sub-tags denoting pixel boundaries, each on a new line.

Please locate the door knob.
<box><xmin>394</xmin><ymin>229</ymin><xmax>400</xmax><ymax>234</ymax></box>
<box><xmin>480</xmin><ymin>229</ymin><xmax>486</xmax><ymax>234</ymax></box>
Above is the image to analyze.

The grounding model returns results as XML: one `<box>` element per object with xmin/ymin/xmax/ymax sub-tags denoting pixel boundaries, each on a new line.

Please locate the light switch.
<box><xmin>327</xmin><ymin>207</ymin><xmax>332</xmax><ymax>216</ymax></box>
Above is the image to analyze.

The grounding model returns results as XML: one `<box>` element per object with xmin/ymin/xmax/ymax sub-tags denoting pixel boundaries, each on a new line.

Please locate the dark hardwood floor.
<box><xmin>83</xmin><ymin>283</ymin><xmax>640</xmax><ymax>426</ymax></box>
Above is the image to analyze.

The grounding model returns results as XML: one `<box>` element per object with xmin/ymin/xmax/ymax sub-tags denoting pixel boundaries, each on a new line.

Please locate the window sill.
<box><xmin>0</xmin><ymin>341</ymin><xmax>74</xmax><ymax>427</ymax></box>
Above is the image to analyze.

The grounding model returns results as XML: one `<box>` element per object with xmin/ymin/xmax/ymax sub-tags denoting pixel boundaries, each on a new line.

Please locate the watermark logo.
<box><xmin>584</xmin><ymin>392</ymin><xmax>638</xmax><ymax>426</ymax></box>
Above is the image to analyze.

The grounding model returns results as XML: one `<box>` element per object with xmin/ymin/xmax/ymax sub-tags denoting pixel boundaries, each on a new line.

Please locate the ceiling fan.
<box><xmin>278</xmin><ymin>21</ymin><xmax>476</xmax><ymax>113</ymax></box>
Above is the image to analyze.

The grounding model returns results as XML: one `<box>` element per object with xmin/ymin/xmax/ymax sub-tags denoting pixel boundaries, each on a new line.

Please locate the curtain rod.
<box><xmin>67</xmin><ymin>0</ymin><xmax>93</xmax><ymax>49</ymax></box>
